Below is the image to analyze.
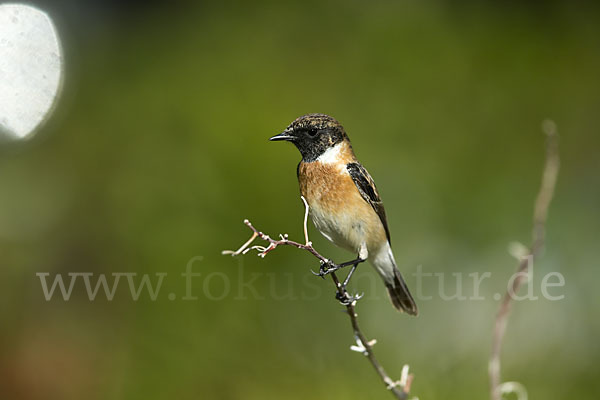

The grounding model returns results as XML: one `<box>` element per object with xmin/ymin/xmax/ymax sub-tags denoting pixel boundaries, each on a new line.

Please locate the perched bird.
<box><xmin>270</xmin><ymin>113</ymin><xmax>418</xmax><ymax>315</ymax></box>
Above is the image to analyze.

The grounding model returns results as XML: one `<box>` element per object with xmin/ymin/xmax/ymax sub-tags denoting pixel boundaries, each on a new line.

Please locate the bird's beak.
<box><xmin>269</xmin><ymin>130</ymin><xmax>294</xmax><ymax>142</ymax></box>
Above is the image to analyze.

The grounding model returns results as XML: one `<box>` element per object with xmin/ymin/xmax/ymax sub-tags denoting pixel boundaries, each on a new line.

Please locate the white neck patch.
<box><xmin>317</xmin><ymin>142</ymin><xmax>343</xmax><ymax>164</ymax></box>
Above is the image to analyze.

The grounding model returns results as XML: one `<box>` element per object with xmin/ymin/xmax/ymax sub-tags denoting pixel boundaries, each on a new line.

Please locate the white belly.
<box><xmin>309</xmin><ymin>205</ymin><xmax>364</xmax><ymax>253</ymax></box>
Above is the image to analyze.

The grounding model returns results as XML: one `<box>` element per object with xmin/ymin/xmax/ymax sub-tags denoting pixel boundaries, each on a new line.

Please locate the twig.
<box><xmin>223</xmin><ymin>196</ymin><xmax>414</xmax><ymax>399</ymax></box>
<box><xmin>489</xmin><ymin>120</ymin><xmax>560</xmax><ymax>400</ymax></box>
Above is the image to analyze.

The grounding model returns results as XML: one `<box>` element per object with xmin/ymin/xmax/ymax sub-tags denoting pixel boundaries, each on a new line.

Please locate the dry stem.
<box><xmin>489</xmin><ymin>120</ymin><xmax>560</xmax><ymax>400</ymax></box>
<box><xmin>223</xmin><ymin>196</ymin><xmax>413</xmax><ymax>399</ymax></box>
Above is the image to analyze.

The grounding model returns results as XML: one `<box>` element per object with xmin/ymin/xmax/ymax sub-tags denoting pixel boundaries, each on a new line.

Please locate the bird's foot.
<box><xmin>336</xmin><ymin>290</ymin><xmax>364</xmax><ymax>305</ymax></box>
<box><xmin>311</xmin><ymin>259</ymin><xmax>340</xmax><ymax>278</ymax></box>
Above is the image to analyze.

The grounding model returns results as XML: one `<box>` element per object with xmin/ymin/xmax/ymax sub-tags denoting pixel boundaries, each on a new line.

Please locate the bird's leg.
<box><xmin>339</xmin><ymin>257</ymin><xmax>366</xmax><ymax>268</ymax></box>
<box><xmin>335</xmin><ymin>262</ymin><xmax>364</xmax><ymax>305</ymax></box>
<box><xmin>342</xmin><ymin>263</ymin><xmax>359</xmax><ymax>288</ymax></box>
<box><xmin>314</xmin><ymin>256</ymin><xmax>365</xmax><ymax>278</ymax></box>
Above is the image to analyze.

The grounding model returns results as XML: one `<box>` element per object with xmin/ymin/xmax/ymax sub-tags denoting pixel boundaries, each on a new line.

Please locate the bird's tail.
<box><xmin>372</xmin><ymin>244</ymin><xmax>418</xmax><ymax>316</ymax></box>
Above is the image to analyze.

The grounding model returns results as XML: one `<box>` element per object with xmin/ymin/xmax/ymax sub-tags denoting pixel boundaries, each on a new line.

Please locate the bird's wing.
<box><xmin>346</xmin><ymin>162</ymin><xmax>391</xmax><ymax>242</ymax></box>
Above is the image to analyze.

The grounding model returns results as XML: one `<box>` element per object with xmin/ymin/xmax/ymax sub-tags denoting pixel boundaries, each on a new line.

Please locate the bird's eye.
<box><xmin>307</xmin><ymin>128</ymin><xmax>319</xmax><ymax>137</ymax></box>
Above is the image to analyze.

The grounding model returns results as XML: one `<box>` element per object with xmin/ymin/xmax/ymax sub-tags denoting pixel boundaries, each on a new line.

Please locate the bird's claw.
<box><xmin>310</xmin><ymin>269</ymin><xmax>325</xmax><ymax>279</ymax></box>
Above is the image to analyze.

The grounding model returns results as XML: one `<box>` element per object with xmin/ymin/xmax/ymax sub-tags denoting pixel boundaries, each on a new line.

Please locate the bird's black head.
<box><xmin>269</xmin><ymin>114</ymin><xmax>349</xmax><ymax>162</ymax></box>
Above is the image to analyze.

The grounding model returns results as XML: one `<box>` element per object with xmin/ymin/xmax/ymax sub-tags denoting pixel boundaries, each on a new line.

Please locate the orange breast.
<box><xmin>298</xmin><ymin>161</ymin><xmax>356</xmax><ymax>213</ymax></box>
<box><xmin>298</xmin><ymin>160</ymin><xmax>388</xmax><ymax>253</ymax></box>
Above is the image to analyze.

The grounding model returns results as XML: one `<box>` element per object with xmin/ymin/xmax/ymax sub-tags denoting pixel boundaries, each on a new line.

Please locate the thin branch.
<box><xmin>223</xmin><ymin>197</ymin><xmax>414</xmax><ymax>399</ymax></box>
<box><xmin>301</xmin><ymin>195</ymin><xmax>310</xmax><ymax>245</ymax></box>
<box><xmin>489</xmin><ymin>120</ymin><xmax>560</xmax><ymax>400</ymax></box>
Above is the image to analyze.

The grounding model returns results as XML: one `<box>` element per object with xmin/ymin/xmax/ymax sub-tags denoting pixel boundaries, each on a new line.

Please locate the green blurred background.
<box><xmin>1</xmin><ymin>0</ymin><xmax>599</xmax><ymax>399</ymax></box>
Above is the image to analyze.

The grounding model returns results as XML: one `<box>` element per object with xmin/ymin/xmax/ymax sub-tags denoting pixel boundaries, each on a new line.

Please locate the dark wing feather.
<box><xmin>346</xmin><ymin>162</ymin><xmax>391</xmax><ymax>242</ymax></box>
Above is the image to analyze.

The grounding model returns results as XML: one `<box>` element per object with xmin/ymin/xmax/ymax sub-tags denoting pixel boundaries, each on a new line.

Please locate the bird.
<box><xmin>269</xmin><ymin>113</ymin><xmax>418</xmax><ymax>315</ymax></box>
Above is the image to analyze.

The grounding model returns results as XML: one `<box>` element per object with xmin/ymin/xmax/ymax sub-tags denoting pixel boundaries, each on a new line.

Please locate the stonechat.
<box><xmin>270</xmin><ymin>113</ymin><xmax>418</xmax><ymax>315</ymax></box>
